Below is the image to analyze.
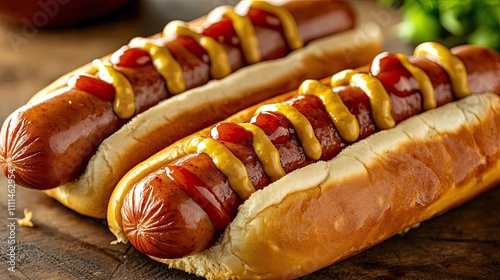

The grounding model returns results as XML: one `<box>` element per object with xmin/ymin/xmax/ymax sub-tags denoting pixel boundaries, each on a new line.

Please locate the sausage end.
<box><xmin>121</xmin><ymin>169</ymin><xmax>217</xmax><ymax>259</ymax></box>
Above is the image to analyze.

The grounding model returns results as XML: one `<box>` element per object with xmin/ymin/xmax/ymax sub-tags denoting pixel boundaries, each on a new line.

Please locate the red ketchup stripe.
<box><xmin>165</xmin><ymin>165</ymin><xmax>231</xmax><ymax>232</ymax></box>
<box><xmin>371</xmin><ymin>52</ymin><xmax>419</xmax><ymax>97</ymax></box>
<box><xmin>201</xmin><ymin>17</ymin><xmax>240</xmax><ymax>49</ymax></box>
<box><xmin>110</xmin><ymin>47</ymin><xmax>153</xmax><ymax>68</ymax></box>
<box><xmin>246</xmin><ymin>7</ymin><xmax>283</xmax><ymax>32</ymax></box>
<box><xmin>67</xmin><ymin>74</ymin><xmax>116</xmax><ymax>102</ymax></box>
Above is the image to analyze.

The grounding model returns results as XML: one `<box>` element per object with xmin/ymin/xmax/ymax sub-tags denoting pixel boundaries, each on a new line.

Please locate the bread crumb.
<box><xmin>17</xmin><ymin>208</ymin><xmax>34</xmax><ymax>228</ymax></box>
<box><xmin>398</xmin><ymin>223</ymin><xmax>420</xmax><ymax>235</ymax></box>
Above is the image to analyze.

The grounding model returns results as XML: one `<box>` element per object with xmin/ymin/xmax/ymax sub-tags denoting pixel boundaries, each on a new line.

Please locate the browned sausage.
<box><xmin>0</xmin><ymin>88</ymin><xmax>123</xmax><ymax>189</ymax></box>
<box><xmin>452</xmin><ymin>45</ymin><xmax>500</xmax><ymax>94</ymax></box>
<box><xmin>409</xmin><ymin>57</ymin><xmax>454</xmax><ymax>107</ymax></box>
<box><xmin>122</xmin><ymin>165</ymin><xmax>218</xmax><ymax>258</ymax></box>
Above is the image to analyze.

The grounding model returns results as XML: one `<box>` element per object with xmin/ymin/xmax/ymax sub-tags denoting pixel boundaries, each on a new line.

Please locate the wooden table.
<box><xmin>1</xmin><ymin>1</ymin><xmax>499</xmax><ymax>279</ymax></box>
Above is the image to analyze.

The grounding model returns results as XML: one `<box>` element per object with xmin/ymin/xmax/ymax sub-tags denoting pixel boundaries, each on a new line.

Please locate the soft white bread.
<box><xmin>142</xmin><ymin>93</ymin><xmax>500</xmax><ymax>279</ymax></box>
<box><xmin>43</xmin><ymin>23</ymin><xmax>383</xmax><ymax>219</ymax></box>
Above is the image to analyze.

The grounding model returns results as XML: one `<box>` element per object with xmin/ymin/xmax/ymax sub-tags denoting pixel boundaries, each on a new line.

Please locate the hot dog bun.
<box><xmin>127</xmin><ymin>92</ymin><xmax>499</xmax><ymax>279</ymax></box>
<box><xmin>39</xmin><ymin>21</ymin><xmax>382</xmax><ymax>217</ymax></box>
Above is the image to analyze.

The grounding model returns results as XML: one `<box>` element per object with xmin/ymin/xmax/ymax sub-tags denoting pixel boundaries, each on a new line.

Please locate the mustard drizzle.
<box><xmin>256</xmin><ymin>103</ymin><xmax>323</xmax><ymax>160</ymax></box>
<box><xmin>163</xmin><ymin>20</ymin><xmax>232</xmax><ymax>79</ymax></box>
<box><xmin>238</xmin><ymin>0</ymin><xmax>303</xmax><ymax>50</ymax></box>
<box><xmin>185</xmin><ymin>136</ymin><xmax>255</xmax><ymax>200</ymax></box>
<box><xmin>91</xmin><ymin>59</ymin><xmax>135</xmax><ymax>119</ymax></box>
<box><xmin>129</xmin><ymin>37</ymin><xmax>186</xmax><ymax>95</ymax></box>
<box><xmin>414</xmin><ymin>42</ymin><xmax>471</xmax><ymax>99</ymax></box>
<box><xmin>208</xmin><ymin>5</ymin><xmax>261</xmax><ymax>64</ymax></box>
<box><xmin>331</xmin><ymin>69</ymin><xmax>396</xmax><ymax>130</ymax></box>
<box><xmin>298</xmin><ymin>80</ymin><xmax>360</xmax><ymax>142</ymax></box>
<box><xmin>239</xmin><ymin>123</ymin><xmax>286</xmax><ymax>182</ymax></box>
<box><xmin>395</xmin><ymin>53</ymin><xmax>437</xmax><ymax>110</ymax></box>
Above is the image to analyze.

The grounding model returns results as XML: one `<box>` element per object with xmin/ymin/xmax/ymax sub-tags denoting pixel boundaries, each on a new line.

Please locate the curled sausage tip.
<box><xmin>121</xmin><ymin>172</ymin><xmax>217</xmax><ymax>259</ymax></box>
<box><xmin>0</xmin><ymin>114</ymin><xmax>53</xmax><ymax>190</ymax></box>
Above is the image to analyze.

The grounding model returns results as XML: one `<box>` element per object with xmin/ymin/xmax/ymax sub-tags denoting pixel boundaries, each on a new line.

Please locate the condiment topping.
<box><xmin>110</xmin><ymin>47</ymin><xmax>152</xmax><ymax>68</ymax></box>
<box><xmin>67</xmin><ymin>74</ymin><xmax>116</xmax><ymax>102</ymax></box>
<box><xmin>298</xmin><ymin>80</ymin><xmax>359</xmax><ymax>142</ymax></box>
<box><xmin>208</xmin><ymin>5</ymin><xmax>261</xmax><ymax>64</ymax></box>
<box><xmin>185</xmin><ymin>136</ymin><xmax>255</xmax><ymax>200</ymax></box>
<box><xmin>165</xmin><ymin>165</ymin><xmax>231</xmax><ymax>231</ymax></box>
<box><xmin>163</xmin><ymin>20</ymin><xmax>231</xmax><ymax>79</ymax></box>
<box><xmin>211</xmin><ymin>122</ymin><xmax>252</xmax><ymax>145</ymax></box>
<box><xmin>394</xmin><ymin>53</ymin><xmax>436</xmax><ymax>110</ymax></box>
<box><xmin>237</xmin><ymin>0</ymin><xmax>303</xmax><ymax>50</ymax></box>
<box><xmin>250</xmin><ymin>111</ymin><xmax>291</xmax><ymax>145</ymax></box>
<box><xmin>129</xmin><ymin>37</ymin><xmax>186</xmax><ymax>94</ymax></box>
<box><xmin>370</xmin><ymin>52</ymin><xmax>419</xmax><ymax>98</ymax></box>
<box><xmin>414</xmin><ymin>42</ymin><xmax>471</xmax><ymax>98</ymax></box>
<box><xmin>331</xmin><ymin>69</ymin><xmax>396</xmax><ymax>130</ymax></box>
<box><xmin>256</xmin><ymin>103</ymin><xmax>323</xmax><ymax>160</ymax></box>
<box><xmin>91</xmin><ymin>59</ymin><xmax>135</xmax><ymax>119</ymax></box>
<box><xmin>239</xmin><ymin>123</ymin><xmax>286</xmax><ymax>182</ymax></box>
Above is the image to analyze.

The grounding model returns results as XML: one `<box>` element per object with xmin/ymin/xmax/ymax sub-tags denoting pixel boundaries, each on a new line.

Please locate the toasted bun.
<box><xmin>113</xmin><ymin>93</ymin><xmax>499</xmax><ymax>279</ymax></box>
<box><xmin>42</xmin><ymin>23</ymin><xmax>382</xmax><ymax>219</ymax></box>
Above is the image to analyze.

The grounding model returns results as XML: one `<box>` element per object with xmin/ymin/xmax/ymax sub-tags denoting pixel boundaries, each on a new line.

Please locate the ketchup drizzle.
<box><xmin>371</xmin><ymin>52</ymin><xmax>419</xmax><ymax>97</ymax></box>
<box><xmin>202</xmin><ymin>17</ymin><xmax>240</xmax><ymax>49</ymax></box>
<box><xmin>250</xmin><ymin>111</ymin><xmax>292</xmax><ymax>145</ymax></box>
<box><xmin>246</xmin><ymin>7</ymin><xmax>283</xmax><ymax>32</ymax></box>
<box><xmin>110</xmin><ymin>47</ymin><xmax>152</xmax><ymax>68</ymax></box>
<box><xmin>175</xmin><ymin>36</ymin><xmax>209</xmax><ymax>64</ymax></box>
<box><xmin>210</xmin><ymin>122</ymin><xmax>253</xmax><ymax>146</ymax></box>
<box><xmin>67</xmin><ymin>74</ymin><xmax>116</xmax><ymax>102</ymax></box>
<box><xmin>165</xmin><ymin>165</ymin><xmax>231</xmax><ymax>232</ymax></box>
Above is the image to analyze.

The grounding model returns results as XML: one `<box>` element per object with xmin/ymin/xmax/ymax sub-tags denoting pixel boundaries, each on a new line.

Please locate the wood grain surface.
<box><xmin>0</xmin><ymin>1</ymin><xmax>498</xmax><ymax>279</ymax></box>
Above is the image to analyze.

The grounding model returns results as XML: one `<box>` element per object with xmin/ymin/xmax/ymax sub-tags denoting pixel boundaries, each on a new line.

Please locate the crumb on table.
<box><xmin>17</xmin><ymin>208</ymin><xmax>34</xmax><ymax>228</ymax></box>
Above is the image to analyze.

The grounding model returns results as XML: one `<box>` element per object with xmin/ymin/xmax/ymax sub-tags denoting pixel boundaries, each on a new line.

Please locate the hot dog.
<box><xmin>107</xmin><ymin>42</ymin><xmax>500</xmax><ymax>279</ymax></box>
<box><xmin>0</xmin><ymin>0</ymin><xmax>383</xmax><ymax>218</ymax></box>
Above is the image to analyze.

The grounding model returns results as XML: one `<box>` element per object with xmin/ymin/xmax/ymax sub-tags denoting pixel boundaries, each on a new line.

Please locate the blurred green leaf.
<box><xmin>469</xmin><ymin>25</ymin><xmax>500</xmax><ymax>50</ymax></box>
<box><xmin>474</xmin><ymin>1</ymin><xmax>500</xmax><ymax>30</ymax></box>
<box><xmin>397</xmin><ymin>1</ymin><xmax>444</xmax><ymax>42</ymax></box>
<box><xmin>379</xmin><ymin>0</ymin><xmax>500</xmax><ymax>51</ymax></box>
<box><xmin>439</xmin><ymin>1</ymin><xmax>474</xmax><ymax>36</ymax></box>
